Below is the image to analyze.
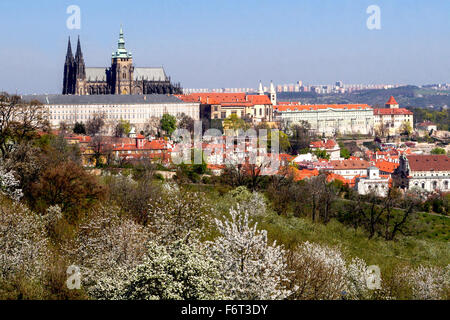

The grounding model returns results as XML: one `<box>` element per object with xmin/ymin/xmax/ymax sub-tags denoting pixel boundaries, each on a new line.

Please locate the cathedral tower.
<box><xmin>75</xmin><ymin>36</ymin><xmax>86</xmax><ymax>94</ymax></box>
<box><xmin>110</xmin><ymin>26</ymin><xmax>134</xmax><ymax>94</ymax></box>
<box><xmin>63</xmin><ymin>37</ymin><xmax>75</xmax><ymax>94</ymax></box>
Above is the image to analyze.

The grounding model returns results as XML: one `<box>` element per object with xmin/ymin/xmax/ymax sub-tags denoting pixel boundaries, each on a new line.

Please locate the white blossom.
<box><xmin>229</xmin><ymin>186</ymin><xmax>267</xmax><ymax>217</ymax></box>
<box><xmin>0</xmin><ymin>165</ymin><xmax>23</xmax><ymax>201</ymax></box>
<box><xmin>290</xmin><ymin>242</ymin><xmax>381</xmax><ymax>300</ymax></box>
<box><xmin>90</xmin><ymin>240</ymin><xmax>224</xmax><ymax>300</ymax></box>
<box><xmin>401</xmin><ymin>265</ymin><xmax>450</xmax><ymax>300</ymax></box>
<box><xmin>210</xmin><ymin>205</ymin><xmax>291</xmax><ymax>299</ymax></box>
<box><xmin>147</xmin><ymin>188</ymin><xmax>210</xmax><ymax>244</ymax></box>
<box><xmin>67</xmin><ymin>205</ymin><xmax>151</xmax><ymax>295</ymax></box>
<box><xmin>0</xmin><ymin>199</ymin><xmax>49</xmax><ymax>280</ymax></box>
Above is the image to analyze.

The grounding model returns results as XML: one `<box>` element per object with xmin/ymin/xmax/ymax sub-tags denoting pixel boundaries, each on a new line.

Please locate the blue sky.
<box><xmin>0</xmin><ymin>0</ymin><xmax>449</xmax><ymax>94</ymax></box>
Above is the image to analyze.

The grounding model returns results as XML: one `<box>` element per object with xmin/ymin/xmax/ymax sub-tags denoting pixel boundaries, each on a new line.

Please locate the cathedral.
<box><xmin>63</xmin><ymin>27</ymin><xmax>182</xmax><ymax>95</ymax></box>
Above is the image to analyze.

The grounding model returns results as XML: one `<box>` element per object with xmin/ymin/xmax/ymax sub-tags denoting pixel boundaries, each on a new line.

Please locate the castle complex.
<box><xmin>63</xmin><ymin>27</ymin><xmax>182</xmax><ymax>95</ymax></box>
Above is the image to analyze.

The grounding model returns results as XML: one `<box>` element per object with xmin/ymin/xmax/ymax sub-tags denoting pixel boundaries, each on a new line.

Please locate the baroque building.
<box><xmin>63</xmin><ymin>27</ymin><xmax>182</xmax><ymax>95</ymax></box>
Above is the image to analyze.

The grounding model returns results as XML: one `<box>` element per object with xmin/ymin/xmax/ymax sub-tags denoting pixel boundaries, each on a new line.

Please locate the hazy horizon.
<box><xmin>1</xmin><ymin>0</ymin><xmax>450</xmax><ymax>94</ymax></box>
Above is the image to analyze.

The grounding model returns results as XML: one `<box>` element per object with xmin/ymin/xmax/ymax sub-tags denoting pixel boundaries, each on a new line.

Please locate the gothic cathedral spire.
<box><xmin>75</xmin><ymin>36</ymin><xmax>86</xmax><ymax>80</ymax></box>
<box><xmin>63</xmin><ymin>37</ymin><xmax>75</xmax><ymax>94</ymax></box>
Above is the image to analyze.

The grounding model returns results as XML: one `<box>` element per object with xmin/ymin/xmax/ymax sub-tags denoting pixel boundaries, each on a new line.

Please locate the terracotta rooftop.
<box><xmin>274</xmin><ymin>104</ymin><xmax>372</xmax><ymax>112</ymax></box>
<box><xmin>406</xmin><ymin>155</ymin><xmax>450</xmax><ymax>172</ymax></box>
<box><xmin>330</xmin><ymin>159</ymin><xmax>371</xmax><ymax>170</ymax></box>
<box><xmin>386</xmin><ymin>96</ymin><xmax>398</xmax><ymax>105</ymax></box>
<box><xmin>374</xmin><ymin>160</ymin><xmax>399</xmax><ymax>174</ymax></box>
<box><xmin>310</xmin><ymin>139</ymin><xmax>337</xmax><ymax>149</ymax></box>
<box><xmin>373</xmin><ymin>108</ymin><xmax>413</xmax><ymax>115</ymax></box>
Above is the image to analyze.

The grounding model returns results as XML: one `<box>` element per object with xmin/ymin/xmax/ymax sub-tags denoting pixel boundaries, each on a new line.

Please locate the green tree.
<box><xmin>223</xmin><ymin>114</ymin><xmax>249</xmax><ymax>133</ymax></box>
<box><xmin>73</xmin><ymin>122</ymin><xmax>86</xmax><ymax>135</ymax></box>
<box><xmin>30</xmin><ymin>161</ymin><xmax>105</xmax><ymax>223</ymax></box>
<box><xmin>431</xmin><ymin>147</ymin><xmax>446</xmax><ymax>155</ymax></box>
<box><xmin>267</xmin><ymin>130</ymin><xmax>291</xmax><ymax>153</ymax></box>
<box><xmin>399</xmin><ymin>121</ymin><xmax>412</xmax><ymax>136</ymax></box>
<box><xmin>160</xmin><ymin>114</ymin><xmax>177</xmax><ymax>136</ymax></box>
<box><xmin>114</xmin><ymin>120</ymin><xmax>131</xmax><ymax>137</ymax></box>
<box><xmin>339</xmin><ymin>143</ymin><xmax>351</xmax><ymax>159</ymax></box>
<box><xmin>313</xmin><ymin>149</ymin><xmax>330</xmax><ymax>160</ymax></box>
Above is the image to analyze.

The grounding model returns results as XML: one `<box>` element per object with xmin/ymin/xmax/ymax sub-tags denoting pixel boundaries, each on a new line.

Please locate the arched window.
<box><xmin>123</xmin><ymin>73</ymin><xmax>126</xmax><ymax>79</ymax></box>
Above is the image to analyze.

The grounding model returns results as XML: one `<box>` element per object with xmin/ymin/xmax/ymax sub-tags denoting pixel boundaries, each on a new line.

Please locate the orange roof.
<box><xmin>386</xmin><ymin>96</ymin><xmax>398</xmax><ymax>105</ymax></box>
<box><xmin>310</xmin><ymin>139</ymin><xmax>337</xmax><ymax>149</ymax></box>
<box><xmin>330</xmin><ymin>159</ymin><xmax>371</xmax><ymax>170</ymax></box>
<box><xmin>274</xmin><ymin>104</ymin><xmax>372</xmax><ymax>112</ymax></box>
<box><xmin>176</xmin><ymin>93</ymin><xmax>272</xmax><ymax>106</ymax></box>
<box><xmin>290</xmin><ymin>167</ymin><xmax>319</xmax><ymax>181</ymax></box>
<box><xmin>65</xmin><ymin>135</ymin><xmax>92</xmax><ymax>143</ymax></box>
<box><xmin>325</xmin><ymin>172</ymin><xmax>347</xmax><ymax>184</ymax></box>
<box><xmin>373</xmin><ymin>108</ymin><xmax>413</xmax><ymax>115</ymax></box>
<box><xmin>247</xmin><ymin>95</ymin><xmax>272</xmax><ymax>105</ymax></box>
<box><xmin>374</xmin><ymin>160</ymin><xmax>399</xmax><ymax>174</ymax></box>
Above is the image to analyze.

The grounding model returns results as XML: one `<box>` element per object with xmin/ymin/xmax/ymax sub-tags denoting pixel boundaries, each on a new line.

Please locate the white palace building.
<box><xmin>22</xmin><ymin>94</ymin><xmax>200</xmax><ymax>132</ymax></box>
<box><xmin>274</xmin><ymin>103</ymin><xmax>374</xmax><ymax>136</ymax></box>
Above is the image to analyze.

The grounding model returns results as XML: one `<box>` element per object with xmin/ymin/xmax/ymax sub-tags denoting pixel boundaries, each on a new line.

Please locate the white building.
<box><xmin>328</xmin><ymin>159</ymin><xmax>371</xmax><ymax>180</ymax></box>
<box><xmin>395</xmin><ymin>154</ymin><xmax>450</xmax><ymax>192</ymax></box>
<box><xmin>355</xmin><ymin>166</ymin><xmax>390</xmax><ymax>197</ymax></box>
<box><xmin>274</xmin><ymin>103</ymin><xmax>374</xmax><ymax>136</ymax></box>
<box><xmin>22</xmin><ymin>94</ymin><xmax>200</xmax><ymax>133</ymax></box>
<box><xmin>373</xmin><ymin>96</ymin><xmax>414</xmax><ymax>136</ymax></box>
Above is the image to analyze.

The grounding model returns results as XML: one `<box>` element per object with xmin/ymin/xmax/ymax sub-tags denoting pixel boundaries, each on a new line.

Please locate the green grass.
<box><xmin>258</xmin><ymin>212</ymin><xmax>450</xmax><ymax>271</ymax></box>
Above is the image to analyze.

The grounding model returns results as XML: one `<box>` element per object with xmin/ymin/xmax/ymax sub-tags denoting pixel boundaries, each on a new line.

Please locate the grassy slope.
<box><xmin>259</xmin><ymin>212</ymin><xmax>449</xmax><ymax>270</ymax></box>
<box><xmin>197</xmin><ymin>185</ymin><xmax>449</xmax><ymax>274</ymax></box>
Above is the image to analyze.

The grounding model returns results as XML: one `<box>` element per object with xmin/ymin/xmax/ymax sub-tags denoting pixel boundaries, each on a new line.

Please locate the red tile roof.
<box><xmin>310</xmin><ymin>139</ymin><xmax>337</xmax><ymax>149</ymax></box>
<box><xmin>374</xmin><ymin>160</ymin><xmax>399</xmax><ymax>174</ymax></box>
<box><xmin>176</xmin><ymin>93</ymin><xmax>272</xmax><ymax>106</ymax></box>
<box><xmin>290</xmin><ymin>167</ymin><xmax>319</xmax><ymax>181</ymax></box>
<box><xmin>386</xmin><ymin>96</ymin><xmax>398</xmax><ymax>105</ymax></box>
<box><xmin>373</xmin><ymin>108</ymin><xmax>413</xmax><ymax>115</ymax></box>
<box><xmin>274</xmin><ymin>104</ymin><xmax>372</xmax><ymax>112</ymax></box>
<box><xmin>247</xmin><ymin>95</ymin><xmax>272</xmax><ymax>105</ymax></box>
<box><xmin>406</xmin><ymin>155</ymin><xmax>450</xmax><ymax>172</ymax></box>
<box><xmin>330</xmin><ymin>159</ymin><xmax>371</xmax><ymax>170</ymax></box>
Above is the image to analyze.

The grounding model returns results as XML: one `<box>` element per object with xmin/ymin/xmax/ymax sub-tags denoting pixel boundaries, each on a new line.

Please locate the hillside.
<box><xmin>278</xmin><ymin>85</ymin><xmax>450</xmax><ymax>109</ymax></box>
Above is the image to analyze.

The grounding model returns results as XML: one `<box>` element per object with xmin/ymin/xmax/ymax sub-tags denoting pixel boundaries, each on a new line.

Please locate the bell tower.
<box><xmin>111</xmin><ymin>26</ymin><xmax>134</xmax><ymax>94</ymax></box>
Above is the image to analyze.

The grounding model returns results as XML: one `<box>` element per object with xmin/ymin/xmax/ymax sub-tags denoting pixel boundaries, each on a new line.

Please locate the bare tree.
<box><xmin>0</xmin><ymin>93</ymin><xmax>45</xmax><ymax>159</ymax></box>
<box><xmin>143</xmin><ymin>116</ymin><xmax>160</xmax><ymax>137</ymax></box>
<box><xmin>86</xmin><ymin>113</ymin><xmax>105</xmax><ymax>136</ymax></box>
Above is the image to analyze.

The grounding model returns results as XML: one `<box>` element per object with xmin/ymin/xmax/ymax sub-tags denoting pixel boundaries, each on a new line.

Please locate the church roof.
<box><xmin>84</xmin><ymin>67</ymin><xmax>168</xmax><ymax>82</ymax></box>
<box><xmin>21</xmin><ymin>94</ymin><xmax>188</xmax><ymax>105</ymax></box>
<box><xmin>134</xmin><ymin>68</ymin><xmax>168</xmax><ymax>81</ymax></box>
<box><xmin>86</xmin><ymin>68</ymin><xmax>107</xmax><ymax>81</ymax></box>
